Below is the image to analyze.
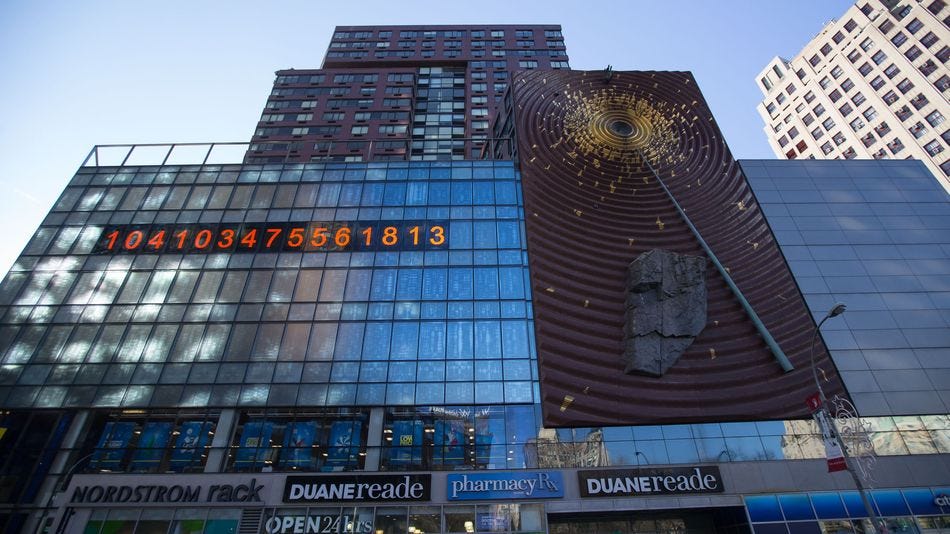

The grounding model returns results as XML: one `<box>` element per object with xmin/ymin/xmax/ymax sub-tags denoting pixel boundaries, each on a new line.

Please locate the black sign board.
<box><xmin>283</xmin><ymin>474</ymin><xmax>431</xmax><ymax>503</ymax></box>
<box><xmin>579</xmin><ymin>466</ymin><xmax>724</xmax><ymax>498</ymax></box>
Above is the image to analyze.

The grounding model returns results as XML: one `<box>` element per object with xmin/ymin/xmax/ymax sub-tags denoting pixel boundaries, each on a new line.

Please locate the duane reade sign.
<box><xmin>579</xmin><ymin>467</ymin><xmax>724</xmax><ymax>498</ymax></box>
<box><xmin>283</xmin><ymin>475</ymin><xmax>431</xmax><ymax>503</ymax></box>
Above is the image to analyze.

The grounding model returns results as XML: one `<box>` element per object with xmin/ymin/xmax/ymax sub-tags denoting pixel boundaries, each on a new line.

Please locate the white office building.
<box><xmin>755</xmin><ymin>0</ymin><xmax>950</xmax><ymax>192</ymax></box>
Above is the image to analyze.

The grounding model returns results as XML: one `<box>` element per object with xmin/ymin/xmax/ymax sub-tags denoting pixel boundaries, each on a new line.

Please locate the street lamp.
<box><xmin>809</xmin><ymin>303</ymin><xmax>886</xmax><ymax>534</ymax></box>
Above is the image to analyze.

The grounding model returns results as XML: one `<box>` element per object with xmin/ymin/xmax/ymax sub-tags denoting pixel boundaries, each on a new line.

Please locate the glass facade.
<box><xmin>0</xmin><ymin>160</ymin><xmax>534</xmax><ymax>410</ymax></box>
<box><xmin>742</xmin><ymin>159</ymin><xmax>950</xmax><ymax>416</ymax></box>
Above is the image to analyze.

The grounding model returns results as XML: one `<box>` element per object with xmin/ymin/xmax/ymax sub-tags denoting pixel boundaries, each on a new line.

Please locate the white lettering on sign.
<box><xmin>583</xmin><ymin>467</ymin><xmax>720</xmax><ymax>496</ymax></box>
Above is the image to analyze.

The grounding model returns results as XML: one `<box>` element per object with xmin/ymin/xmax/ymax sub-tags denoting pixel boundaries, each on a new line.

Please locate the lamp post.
<box><xmin>809</xmin><ymin>303</ymin><xmax>886</xmax><ymax>534</ymax></box>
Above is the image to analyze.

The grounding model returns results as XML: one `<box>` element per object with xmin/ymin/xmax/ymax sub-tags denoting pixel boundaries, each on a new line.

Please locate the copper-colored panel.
<box><xmin>513</xmin><ymin>70</ymin><xmax>848</xmax><ymax>426</ymax></box>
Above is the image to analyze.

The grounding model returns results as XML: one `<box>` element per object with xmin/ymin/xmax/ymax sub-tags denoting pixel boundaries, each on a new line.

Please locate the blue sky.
<box><xmin>0</xmin><ymin>0</ymin><xmax>854</xmax><ymax>276</ymax></box>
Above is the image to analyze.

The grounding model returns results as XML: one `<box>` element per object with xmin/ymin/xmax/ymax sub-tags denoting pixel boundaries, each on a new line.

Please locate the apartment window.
<box><xmin>493</xmin><ymin>83</ymin><xmax>507</xmax><ymax>92</ymax></box>
<box><xmin>876</xmin><ymin>122</ymin><xmax>892</xmax><ymax>135</ymax></box>
<box><xmin>844</xmin><ymin>19</ymin><xmax>857</xmax><ymax>32</ymax></box>
<box><xmin>491</xmin><ymin>30</ymin><xmax>504</xmax><ymax>38</ymax></box>
<box><xmin>819</xmin><ymin>76</ymin><xmax>831</xmax><ymax>89</ymax></box>
<box><xmin>884</xmin><ymin>64</ymin><xmax>901</xmax><ymax>78</ymax></box>
<box><xmin>823</xmin><ymin>117</ymin><xmax>836</xmax><ymax>130</ymax></box>
<box><xmin>938</xmin><ymin>75</ymin><xmax>950</xmax><ymax>91</ymax></box>
<box><xmin>492</xmin><ymin>61</ymin><xmax>506</xmax><ymax>68</ymax></box>
<box><xmin>926</xmin><ymin>110</ymin><xmax>946</xmax><ymax>127</ymax></box>
<box><xmin>551</xmin><ymin>61</ymin><xmax>570</xmax><ymax>69</ymax></box>
<box><xmin>788</xmin><ymin>126</ymin><xmax>800</xmax><ymax>139</ymax></box>
<box><xmin>920</xmin><ymin>59</ymin><xmax>939</xmax><ymax>76</ymax></box>
<box><xmin>802</xmin><ymin>112</ymin><xmax>814</xmax><ymax>124</ymax></box>
<box><xmin>888</xmin><ymin>137</ymin><xmax>905</xmax><ymax>154</ymax></box>
<box><xmin>863</xmin><ymin>107</ymin><xmax>879</xmax><ymax>121</ymax></box>
<box><xmin>921</xmin><ymin>32</ymin><xmax>939</xmax><ymax>48</ymax></box>
<box><xmin>804</xmin><ymin>91</ymin><xmax>815</xmax><ymax>103</ymax></box>
<box><xmin>796</xmin><ymin>68</ymin><xmax>806</xmax><ymax>80</ymax></box>
<box><xmin>925</xmin><ymin>139</ymin><xmax>945</xmax><ymax>156</ymax></box>
<box><xmin>470</xmin><ymin>108</ymin><xmax>488</xmax><ymax>117</ymax></box>
<box><xmin>872</xmin><ymin>148</ymin><xmax>887</xmax><ymax>159</ymax></box>
<box><xmin>840</xmin><ymin>103</ymin><xmax>854</xmax><ymax>116</ymax></box>
<box><xmin>766</xmin><ymin>103</ymin><xmax>777</xmax><ymax>115</ymax></box>
<box><xmin>544</xmin><ymin>30</ymin><xmax>562</xmax><ymax>37</ymax></box>
<box><xmin>896</xmin><ymin>106</ymin><xmax>913</xmax><ymax>121</ymax></box>
<box><xmin>821</xmin><ymin>141</ymin><xmax>834</xmax><ymax>154</ymax></box>
<box><xmin>786</xmin><ymin>83</ymin><xmax>797</xmax><ymax>94</ymax></box>
<box><xmin>882</xmin><ymin>90</ymin><xmax>899</xmax><ymax>104</ymax></box>
<box><xmin>860</xmin><ymin>38</ymin><xmax>874</xmax><ymax>51</ymax></box>
<box><xmin>829</xmin><ymin>89</ymin><xmax>842</xmax><ymax>102</ymax></box>
<box><xmin>350</xmin><ymin>125</ymin><xmax>368</xmax><ymax>136</ymax></box>
<box><xmin>910</xmin><ymin>122</ymin><xmax>928</xmax><ymax>138</ymax></box>
<box><xmin>860</xmin><ymin>3</ymin><xmax>873</xmax><ymax>15</ymax></box>
<box><xmin>871</xmin><ymin>50</ymin><xmax>887</xmax><ymax>64</ymax></box>
<box><xmin>843</xmin><ymin>147</ymin><xmax>857</xmax><ymax>159</ymax></box>
<box><xmin>821</xmin><ymin>43</ymin><xmax>833</xmax><ymax>56</ymax></box>
<box><xmin>850</xmin><ymin>117</ymin><xmax>865</xmax><ymax>131</ymax></box>
<box><xmin>858</xmin><ymin>62</ymin><xmax>873</xmax><ymax>76</ymax></box>
<box><xmin>833</xmin><ymin>31</ymin><xmax>845</xmax><ymax>43</ymax></box>
<box><xmin>471</xmin><ymin>30</ymin><xmax>485</xmax><ymax>38</ymax></box>
<box><xmin>810</xmin><ymin>54</ymin><xmax>821</xmax><ymax>66</ymax></box>
<box><xmin>833</xmin><ymin>132</ymin><xmax>847</xmax><ymax>145</ymax></box>
<box><xmin>518</xmin><ymin>60</ymin><xmax>539</xmax><ymax>69</ymax></box>
<box><xmin>831</xmin><ymin>65</ymin><xmax>844</xmax><ymax>78</ymax></box>
<box><xmin>906</xmin><ymin>18</ymin><xmax>923</xmax><ymax>34</ymax></box>
<box><xmin>387</xmin><ymin>73</ymin><xmax>413</xmax><ymax>83</ymax></box>
<box><xmin>516</xmin><ymin>40</ymin><xmax>535</xmax><ymax>47</ymax></box>
<box><xmin>778</xmin><ymin>135</ymin><xmax>789</xmax><ymax>147</ymax></box>
<box><xmin>847</xmin><ymin>49</ymin><xmax>862</xmax><ymax>63</ymax></box>
<box><xmin>378</xmin><ymin>125</ymin><xmax>408</xmax><ymax>134</ymax></box>
<box><xmin>776</xmin><ymin>93</ymin><xmax>786</xmax><ymax>104</ymax></box>
<box><xmin>905</xmin><ymin>46</ymin><xmax>922</xmax><ymax>60</ymax></box>
<box><xmin>870</xmin><ymin>76</ymin><xmax>886</xmax><ymax>89</ymax></box>
<box><xmin>897</xmin><ymin>78</ymin><xmax>915</xmax><ymax>93</ymax></box>
<box><xmin>322</xmin><ymin>112</ymin><xmax>344</xmax><ymax>121</ymax></box>
<box><xmin>471</xmin><ymin>83</ymin><xmax>487</xmax><ymax>92</ymax></box>
<box><xmin>891</xmin><ymin>32</ymin><xmax>908</xmax><ymax>46</ymax></box>
<box><xmin>814</xmin><ymin>104</ymin><xmax>826</xmax><ymax>117</ymax></box>
<box><xmin>861</xmin><ymin>133</ymin><xmax>877</xmax><ymax>147</ymax></box>
<box><xmin>379</xmin><ymin>31</ymin><xmax>391</xmax><ymax>39</ymax></box>
<box><xmin>841</xmin><ymin>79</ymin><xmax>855</xmax><ymax>92</ymax></box>
<box><xmin>811</xmin><ymin>127</ymin><xmax>824</xmax><ymax>140</ymax></box>
<box><xmin>879</xmin><ymin>19</ymin><xmax>895</xmax><ymax>33</ymax></box>
<box><xmin>852</xmin><ymin>92</ymin><xmax>866</xmax><ymax>106</ymax></box>
<box><xmin>895</xmin><ymin>5</ymin><xmax>912</xmax><ymax>20</ymax></box>
<box><xmin>928</xmin><ymin>0</ymin><xmax>947</xmax><ymax>15</ymax></box>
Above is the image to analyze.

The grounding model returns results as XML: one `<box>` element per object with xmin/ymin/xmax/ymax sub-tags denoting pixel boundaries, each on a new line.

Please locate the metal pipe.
<box><xmin>639</xmin><ymin>152</ymin><xmax>794</xmax><ymax>372</ymax></box>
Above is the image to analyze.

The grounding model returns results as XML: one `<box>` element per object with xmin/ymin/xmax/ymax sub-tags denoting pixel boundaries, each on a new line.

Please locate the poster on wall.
<box><xmin>389</xmin><ymin>420</ymin><xmax>424</xmax><ymax>466</ymax></box>
<box><xmin>129</xmin><ymin>422</ymin><xmax>173</xmax><ymax>471</ymax></box>
<box><xmin>435</xmin><ymin>420</ymin><xmax>466</xmax><ymax>465</ymax></box>
<box><xmin>325</xmin><ymin>421</ymin><xmax>362</xmax><ymax>470</ymax></box>
<box><xmin>280</xmin><ymin>421</ymin><xmax>318</xmax><ymax>469</ymax></box>
<box><xmin>234</xmin><ymin>421</ymin><xmax>274</xmax><ymax>469</ymax></box>
<box><xmin>170</xmin><ymin>421</ymin><xmax>213</xmax><ymax>471</ymax></box>
<box><xmin>91</xmin><ymin>422</ymin><xmax>136</xmax><ymax>469</ymax></box>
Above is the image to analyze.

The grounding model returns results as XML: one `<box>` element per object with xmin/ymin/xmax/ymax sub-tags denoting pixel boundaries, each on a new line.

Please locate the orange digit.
<box><xmin>240</xmin><ymin>229</ymin><xmax>258</xmax><ymax>249</ymax></box>
<box><xmin>265</xmin><ymin>228</ymin><xmax>282</xmax><ymax>248</ymax></box>
<box><xmin>429</xmin><ymin>225</ymin><xmax>445</xmax><ymax>246</ymax></box>
<box><xmin>381</xmin><ymin>226</ymin><xmax>398</xmax><ymax>246</ymax></box>
<box><xmin>217</xmin><ymin>228</ymin><xmax>235</xmax><ymax>248</ymax></box>
<box><xmin>287</xmin><ymin>227</ymin><xmax>305</xmax><ymax>247</ymax></box>
<box><xmin>334</xmin><ymin>227</ymin><xmax>351</xmax><ymax>247</ymax></box>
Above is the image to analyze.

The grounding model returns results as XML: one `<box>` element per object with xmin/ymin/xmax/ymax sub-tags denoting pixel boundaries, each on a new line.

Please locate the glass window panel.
<box><xmin>396</xmin><ymin>269</ymin><xmax>423</xmax><ymax>300</ymax></box>
<box><xmin>243</xmin><ymin>271</ymin><xmax>272</xmax><ymax>302</ymax></box>
<box><xmin>474</xmin><ymin>268</ymin><xmax>499</xmax><ymax>299</ymax></box>
<box><xmin>391</xmin><ymin>323</ymin><xmax>419</xmax><ymax>360</ymax></box>
<box><xmin>448</xmin><ymin>268</ymin><xmax>473</xmax><ymax>299</ymax></box>
<box><xmin>251</xmin><ymin>324</ymin><xmax>283</xmax><ymax>360</ymax></box>
<box><xmin>362</xmin><ymin>323</ymin><xmax>391</xmax><ymax>360</ymax></box>
<box><xmin>304</xmin><ymin>323</ymin><xmax>342</xmax><ymax>360</ymax></box>
<box><xmin>250</xmin><ymin>184</ymin><xmax>276</xmax><ymax>208</ymax></box>
<box><xmin>342</xmin><ymin>269</ymin><xmax>371</xmax><ymax>301</ymax></box>
<box><xmin>142</xmin><ymin>271</ymin><xmax>176</xmax><ymax>304</ymax></box>
<box><xmin>279</xmin><ymin>324</ymin><xmax>311</xmax><ymax>361</ymax></box>
<box><xmin>228</xmin><ymin>185</ymin><xmax>253</xmax><ymax>209</ymax></box>
<box><xmin>475</xmin><ymin>321</ymin><xmax>501</xmax><ymax>358</ymax></box>
<box><xmin>449</xmin><ymin>221</ymin><xmax>472</xmax><ymax>249</ymax></box>
<box><xmin>318</xmin><ymin>270</ymin><xmax>346</xmax><ymax>301</ymax></box>
<box><xmin>293</xmin><ymin>270</ymin><xmax>322</xmax><ymax>302</ymax></box>
<box><xmin>333</xmin><ymin>323</ymin><xmax>364</xmax><ymax>360</ymax></box>
<box><xmin>371</xmin><ymin>270</ymin><xmax>397</xmax><ymax>301</ymax></box>
<box><xmin>267</xmin><ymin>271</ymin><xmax>296</xmax><ymax>302</ymax></box>
<box><xmin>447</xmin><ymin>321</ymin><xmax>474</xmax><ymax>358</ymax></box>
<box><xmin>166</xmin><ymin>271</ymin><xmax>198</xmax><ymax>303</ymax></box>
<box><xmin>192</xmin><ymin>271</ymin><xmax>225</xmax><ymax>302</ymax></box>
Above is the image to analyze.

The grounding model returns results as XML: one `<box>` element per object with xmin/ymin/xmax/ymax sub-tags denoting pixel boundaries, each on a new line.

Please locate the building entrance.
<box><xmin>548</xmin><ymin>507</ymin><xmax>750</xmax><ymax>534</ymax></box>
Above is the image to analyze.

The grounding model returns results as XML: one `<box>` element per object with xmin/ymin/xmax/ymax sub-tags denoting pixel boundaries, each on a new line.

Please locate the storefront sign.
<box><xmin>70</xmin><ymin>479</ymin><xmax>263</xmax><ymax>504</ymax></box>
<box><xmin>283</xmin><ymin>474</ymin><xmax>430</xmax><ymax>503</ymax></box>
<box><xmin>579</xmin><ymin>467</ymin><xmax>723</xmax><ymax>497</ymax></box>
<box><xmin>447</xmin><ymin>471</ymin><xmax>563</xmax><ymax>500</ymax></box>
<box><xmin>936</xmin><ymin>494</ymin><xmax>950</xmax><ymax>507</ymax></box>
<box><xmin>262</xmin><ymin>513</ymin><xmax>373</xmax><ymax>534</ymax></box>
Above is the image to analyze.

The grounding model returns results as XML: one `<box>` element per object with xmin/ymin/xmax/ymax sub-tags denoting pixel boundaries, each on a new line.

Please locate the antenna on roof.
<box><xmin>604</xmin><ymin>65</ymin><xmax>613</xmax><ymax>83</ymax></box>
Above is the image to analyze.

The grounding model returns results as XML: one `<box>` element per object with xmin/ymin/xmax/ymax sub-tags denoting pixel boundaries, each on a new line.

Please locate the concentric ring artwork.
<box><xmin>510</xmin><ymin>70</ymin><xmax>849</xmax><ymax>426</ymax></box>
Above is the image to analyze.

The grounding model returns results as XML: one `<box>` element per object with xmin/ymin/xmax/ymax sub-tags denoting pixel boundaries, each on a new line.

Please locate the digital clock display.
<box><xmin>95</xmin><ymin>221</ymin><xmax>447</xmax><ymax>254</ymax></box>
